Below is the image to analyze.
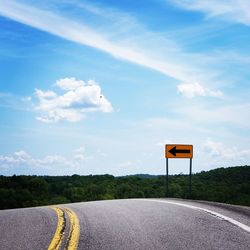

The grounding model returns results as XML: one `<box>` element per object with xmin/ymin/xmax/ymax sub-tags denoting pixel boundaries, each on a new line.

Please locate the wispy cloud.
<box><xmin>0</xmin><ymin>92</ymin><xmax>31</xmax><ymax>111</ymax></box>
<box><xmin>168</xmin><ymin>0</ymin><xmax>250</xmax><ymax>25</ymax></box>
<box><xmin>0</xmin><ymin>0</ymin><xmax>215</xmax><ymax>84</ymax></box>
<box><xmin>204</xmin><ymin>138</ymin><xmax>250</xmax><ymax>160</ymax></box>
<box><xmin>74</xmin><ymin>146</ymin><xmax>93</xmax><ymax>161</ymax></box>
<box><xmin>34</xmin><ymin>77</ymin><xmax>113</xmax><ymax>123</ymax></box>
<box><xmin>176</xmin><ymin>102</ymin><xmax>250</xmax><ymax>129</ymax></box>
<box><xmin>177</xmin><ymin>82</ymin><xmax>223</xmax><ymax>98</ymax></box>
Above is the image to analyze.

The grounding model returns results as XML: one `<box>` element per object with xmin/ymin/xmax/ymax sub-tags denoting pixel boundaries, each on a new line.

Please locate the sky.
<box><xmin>0</xmin><ymin>0</ymin><xmax>250</xmax><ymax>176</ymax></box>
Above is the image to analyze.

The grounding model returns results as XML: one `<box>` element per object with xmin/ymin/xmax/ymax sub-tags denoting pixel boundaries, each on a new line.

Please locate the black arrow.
<box><xmin>169</xmin><ymin>146</ymin><xmax>190</xmax><ymax>156</ymax></box>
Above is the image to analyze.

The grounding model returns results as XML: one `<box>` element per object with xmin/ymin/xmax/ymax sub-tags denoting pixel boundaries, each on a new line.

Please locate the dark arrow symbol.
<box><xmin>169</xmin><ymin>146</ymin><xmax>190</xmax><ymax>156</ymax></box>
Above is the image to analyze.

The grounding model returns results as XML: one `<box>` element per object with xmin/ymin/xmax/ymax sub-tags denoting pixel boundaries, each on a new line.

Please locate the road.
<box><xmin>0</xmin><ymin>198</ymin><xmax>249</xmax><ymax>250</ymax></box>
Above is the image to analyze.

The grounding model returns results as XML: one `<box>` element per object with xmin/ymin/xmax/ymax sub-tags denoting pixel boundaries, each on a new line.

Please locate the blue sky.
<box><xmin>0</xmin><ymin>0</ymin><xmax>250</xmax><ymax>176</ymax></box>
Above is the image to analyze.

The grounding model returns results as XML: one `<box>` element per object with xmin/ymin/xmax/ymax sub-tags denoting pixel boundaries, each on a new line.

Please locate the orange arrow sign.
<box><xmin>165</xmin><ymin>144</ymin><xmax>193</xmax><ymax>158</ymax></box>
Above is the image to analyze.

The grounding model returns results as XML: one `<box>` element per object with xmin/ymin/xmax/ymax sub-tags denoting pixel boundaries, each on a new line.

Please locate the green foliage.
<box><xmin>0</xmin><ymin>166</ymin><xmax>249</xmax><ymax>209</ymax></box>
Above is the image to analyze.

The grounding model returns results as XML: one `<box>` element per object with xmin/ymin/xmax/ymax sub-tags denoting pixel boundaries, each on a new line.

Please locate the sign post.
<box><xmin>189</xmin><ymin>157</ymin><xmax>192</xmax><ymax>198</ymax></box>
<box><xmin>165</xmin><ymin>144</ymin><xmax>193</xmax><ymax>198</ymax></box>
<box><xmin>166</xmin><ymin>157</ymin><xmax>169</xmax><ymax>197</ymax></box>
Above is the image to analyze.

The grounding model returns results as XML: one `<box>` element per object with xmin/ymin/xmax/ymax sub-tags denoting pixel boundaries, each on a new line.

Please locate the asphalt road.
<box><xmin>0</xmin><ymin>199</ymin><xmax>249</xmax><ymax>250</ymax></box>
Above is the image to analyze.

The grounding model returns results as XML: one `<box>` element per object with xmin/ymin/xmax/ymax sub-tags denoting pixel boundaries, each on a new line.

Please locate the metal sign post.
<box><xmin>165</xmin><ymin>144</ymin><xmax>193</xmax><ymax>198</ymax></box>
<box><xmin>189</xmin><ymin>158</ymin><xmax>192</xmax><ymax>198</ymax></box>
<box><xmin>166</xmin><ymin>158</ymin><xmax>169</xmax><ymax>197</ymax></box>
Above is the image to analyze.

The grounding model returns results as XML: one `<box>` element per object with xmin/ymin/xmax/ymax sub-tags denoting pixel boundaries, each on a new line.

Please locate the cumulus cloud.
<box><xmin>34</xmin><ymin>78</ymin><xmax>113</xmax><ymax>123</ymax></box>
<box><xmin>177</xmin><ymin>82</ymin><xmax>223</xmax><ymax>98</ymax></box>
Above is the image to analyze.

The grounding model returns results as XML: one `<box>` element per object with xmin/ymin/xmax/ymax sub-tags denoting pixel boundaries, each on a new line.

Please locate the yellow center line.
<box><xmin>48</xmin><ymin>206</ymin><xmax>80</xmax><ymax>250</ymax></box>
<box><xmin>63</xmin><ymin>207</ymin><xmax>80</xmax><ymax>250</ymax></box>
<box><xmin>48</xmin><ymin>207</ymin><xmax>65</xmax><ymax>250</ymax></box>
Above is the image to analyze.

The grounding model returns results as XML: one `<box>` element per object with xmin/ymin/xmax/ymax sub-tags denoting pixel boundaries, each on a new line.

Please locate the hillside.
<box><xmin>0</xmin><ymin>166</ymin><xmax>249</xmax><ymax>209</ymax></box>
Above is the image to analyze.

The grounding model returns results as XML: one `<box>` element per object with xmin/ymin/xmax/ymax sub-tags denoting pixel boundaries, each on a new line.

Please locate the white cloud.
<box><xmin>34</xmin><ymin>77</ymin><xmax>113</xmax><ymax>123</ymax></box>
<box><xmin>176</xmin><ymin>102</ymin><xmax>250</xmax><ymax>129</ymax></box>
<box><xmin>169</xmin><ymin>0</ymin><xmax>250</xmax><ymax>25</ymax></box>
<box><xmin>204</xmin><ymin>138</ymin><xmax>250</xmax><ymax>160</ymax></box>
<box><xmin>74</xmin><ymin>147</ymin><xmax>93</xmax><ymax>161</ymax></box>
<box><xmin>177</xmin><ymin>82</ymin><xmax>223</xmax><ymax>98</ymax></box>
<box><xmin>0</xmin><ymin>0</ymin><xmax>215</xmax><ymax>84</ymax></box>
<box><xmin>56</xmin><ymin>78</ymin><xmax>83</xmax><ymax>91</ymax></box>
<box><xmin>0</xmin><ymin>147</ymin><xmax>92</xmax><ymax>174</ymax></box>
<box><xmin>0</xmin><ymin>151</ymin><xmax>32</xmax><ymax>165</ymax></box>
<box><xmin>0</xmin><ymin>150</ymin><xmax>68</xmax><ymax>168</ymax></box>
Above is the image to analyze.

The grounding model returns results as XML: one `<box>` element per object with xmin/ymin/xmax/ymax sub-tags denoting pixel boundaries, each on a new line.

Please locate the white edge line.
<box><xmin>133</xmin><ymin>199</ymin><xmax>250</xmax><ymax>233</ymax></box>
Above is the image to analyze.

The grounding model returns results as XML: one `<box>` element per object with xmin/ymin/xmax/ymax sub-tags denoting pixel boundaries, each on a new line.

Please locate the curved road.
<box><xmin>0</xmin><ymin>199</ymin><xmax>249</xmax><ymax>249</ymax></box>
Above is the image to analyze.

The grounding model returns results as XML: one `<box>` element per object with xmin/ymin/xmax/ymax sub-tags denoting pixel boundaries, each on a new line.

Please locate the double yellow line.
<box><xmin>48</xmin><ymin>206</ymin><xmax>80</xmax><ymax>250</ymax></box>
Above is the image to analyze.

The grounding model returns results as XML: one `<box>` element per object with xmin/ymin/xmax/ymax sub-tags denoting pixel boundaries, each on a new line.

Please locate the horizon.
<box><xmin>1</xmin><ymin>165</ymin><xmax>248</xmax><ymax>177</ymax></box>
<box><xmin>0</xmin><ymin>0</ymin><xmax>250</xmax><ymax>176</ymax></box>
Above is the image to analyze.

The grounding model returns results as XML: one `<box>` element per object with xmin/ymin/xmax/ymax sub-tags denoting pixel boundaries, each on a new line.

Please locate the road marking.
<box><xmin>48</xmin><ymin>206</ymin><xmax>80</xmax><ymax>250</ymax></box>
<box><xmin>48</xmin><ymin>207</ymin><xmax>66</xmax><ymax>250</ymax></box>
<box><xmin>136</xmin><ymin>199</ymin><xmax>250</xmax><ymax>234</ymax></box>
<box><xmin>64</xmin><ymin>207</ymin><xmax>80</xmax><ymax>250</ymax></box>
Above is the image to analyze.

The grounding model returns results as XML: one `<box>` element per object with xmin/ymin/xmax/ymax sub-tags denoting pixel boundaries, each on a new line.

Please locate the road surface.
<box><xmin>0</xmin><ymin>198</ymin><xmax>249</xmax><ymax>249</ymax></box>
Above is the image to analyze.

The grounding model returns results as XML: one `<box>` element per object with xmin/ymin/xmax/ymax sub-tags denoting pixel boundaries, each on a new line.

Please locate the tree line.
<box><xmin>0</xmin><ymin>165</ymin><xmax>249</xmax><ymax>209</ymax></box>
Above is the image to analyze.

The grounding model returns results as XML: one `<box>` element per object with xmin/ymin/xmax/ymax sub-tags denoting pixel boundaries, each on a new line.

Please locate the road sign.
<box><xmin>165</xmin><ymin>144</ymin><xmax>193</xmax><ymax>158</ymax></box>
<box><xmin>164</xmin><ymin>144</ymin><xmax>194</xmax><ymax>198</ymax></box>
